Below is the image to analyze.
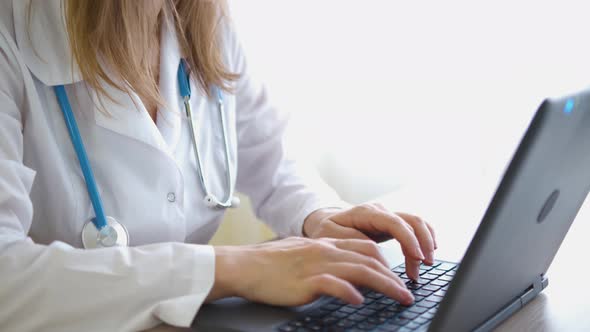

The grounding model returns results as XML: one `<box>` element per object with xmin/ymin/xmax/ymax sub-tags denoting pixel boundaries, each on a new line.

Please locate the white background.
<box><xmin>225</xmin><ymin>1</ymin><xmax>590</xmax><ymax>258</ymax></box>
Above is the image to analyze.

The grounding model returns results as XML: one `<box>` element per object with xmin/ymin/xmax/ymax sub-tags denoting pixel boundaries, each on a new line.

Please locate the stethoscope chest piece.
<box><xmin>82</xmin><ymin>216</ymin><xmax>129</xmax><ymax>249</ymax></box>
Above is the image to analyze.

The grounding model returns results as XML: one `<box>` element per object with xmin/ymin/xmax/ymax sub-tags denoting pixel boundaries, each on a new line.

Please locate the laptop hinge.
<box><xmin>474</xmin><ymin>274</ymin><xmax>548</xmax><ymax>332</ymax></box>
<box><xmin>520</xmin><ymin>274</ymin><xmax>548</xmax><ymax>306</ymax></box>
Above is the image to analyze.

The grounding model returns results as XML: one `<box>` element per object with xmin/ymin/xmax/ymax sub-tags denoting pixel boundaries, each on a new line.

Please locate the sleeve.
<box><xmin>0</xmin><ymin>29</ymin><xmax>214</xmax><ymax>331</ymax></box>
<box><xmin>226</xmin><ymin>26</ymin><xmax>347</xmax><ymax>237</ymax></box>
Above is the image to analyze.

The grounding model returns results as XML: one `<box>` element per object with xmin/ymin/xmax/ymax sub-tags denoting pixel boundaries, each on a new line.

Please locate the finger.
<box><xmin>325</xmin><ymin>247</ymin><xmax>406</xmax><ymax>289</ymax></box>
<box><xmin>328</xmin><ymin>263</ymin><xmax>414</xmax><ymax>305</ymax></box>
<box><xmin>425</xmin><ymin>222</ymin><xmax>438</xmax><ymax>250</ymax></box>
<box><xmin>398</xmin><ymin>214</ymin><xmax>435</xmax><ymax>265</ymax></box>
<box><xmin>405</xmin><ymin>255</ymin><xmax>421</xmax><ymax>281</ymax></box>
<box><xmin>323</xmin><ymin>222</ymin><xmax>372</xmax><ymax>241</ymax></box>
<box><xmin>332</xmin><ymin>239</ymin><xmax>388</xmax><ymax>267</ymax></box>
<box><xmin>308</xmin><ymin>274</ymin><xmax>363</xmax><ymax>305</ymax></box>
<box><xmin>340</xmin><ymin>206</ymin><xmax>425</xmax><ymax>261</ymax></box>
<box><xmin>397</xmin><ymin>212</ymin><xmax>437</xmax><ymax>250</ymax></box>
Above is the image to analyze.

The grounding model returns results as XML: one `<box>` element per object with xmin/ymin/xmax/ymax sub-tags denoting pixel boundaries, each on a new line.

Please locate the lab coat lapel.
<box><xmin>90</xmin><ymin>83</ymin><xmax>170</xmax><ymax>155</ymax></box>
<box><xmin>93</xmin><ymin>15</ymin><xmax>185</xmax><ymax>155</ymax></box>
<box><xmin>13</xmin><ymin>0</ymin><xmax>180</xmax><ymax>155</ymax></box>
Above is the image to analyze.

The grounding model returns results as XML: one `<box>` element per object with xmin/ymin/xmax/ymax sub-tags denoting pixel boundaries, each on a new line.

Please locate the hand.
<box><xmin>303</xmin><ymin>204</ymin><xmax>437</xmax><ymax>280</ymax></box>
<box><xmin>207</xmin><ymin>237</ymin><xmax>415</xmax><ymax>306</ymax></box>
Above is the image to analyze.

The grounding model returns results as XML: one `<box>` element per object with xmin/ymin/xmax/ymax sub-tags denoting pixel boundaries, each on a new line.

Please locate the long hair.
<box><xmin>63</xmin><ymin>0</ymin><xmax>239</xmax><ymax>110</ymax></box>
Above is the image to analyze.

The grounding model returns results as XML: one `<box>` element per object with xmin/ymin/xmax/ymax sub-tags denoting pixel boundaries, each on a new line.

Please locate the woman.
<box><xmin>0</xmin><ymin>0</ymin><xmax>437</xmax><ymax>330</ymax></box>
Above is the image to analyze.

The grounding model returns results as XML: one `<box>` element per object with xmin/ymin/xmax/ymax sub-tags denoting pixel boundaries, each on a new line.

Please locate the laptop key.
<box><xmin>366</xmin><ymin>292</ymin><xmax>384</xmax><ymax>300</ymax></box>
<box><xmin>407</xmin><ymin>305</ymin><xmax>428</xmax><ymax>314</ymax></box>
<box><xmin>390</xmin><ymin>316</ymin><xmax>410</xmax><ymax>326</ymax></box>
<box><xmin>406</xmin><ymin>321</ymin><xmax>422</xmax><ymax>329</ymax></box>
<box><xmin>357</xmin><ymin>308</ymin><xmax>376</xmax><ymax>316</ymax></box>
<box><xmin>368</xmin><ymin>316</ymin><xmax>388</xmax><ymax>324</ymax></box>
<box><xmin>323</xmin><ymin>303</ymin><xmax>341</xmax><ymax>311</ymax></box>
<box><xmin>407</xmin><ymin>282</ymin><xmax>421</xmax><ymax>290</ymax></box>
<box><xmin>387</xmin><ymin>304</ymin><xmax>405</xmax><ymax>312</ymax></box>
<box><xmin>378</xmin><ymin>309</ymin><xmax>398</xmax><ymax>319</ymax></box>
<box><xmin>413</xmin><ymin>295</ymin><xmax>426</xmax><ymax>302</ymax></box>
<box><xmin>338</xmin><ymin>306</ymin><xmax>356</xmax><ymax>314</ymax></box>
<box><xmin>377</xmin><ymin>324</ymin><xmax>403</xmax><ymax>331</ymax></box>
<box><xmin>348</xmin><ymin>313</ymin><xmax>366</xmax><ymax>322</ymax></box>
<box><xmin>420</xmin><ymin>273</ymin><xmax>438</xmax><ymax>280</ymax></box>
<box><xmin>422</xmin><ymin>312</ymin><xmax>435</xmax><ymax>320</ymax></box>
<box><xmin>367</xmin><ymin>302</ymin><xmax>387</xmax><ymax>311</ymax></box>
<box><xmin>320</xmin><ymin>316</ymin><xmax>338</xmax><ymax>325</ymax></box>
<box><xmin>430</xmin><ymin>280</ymin><xmax>448</xmax><ymax>287</ymax></box>
<box><xmin>413</xmin><ymin>289</ymin><xmax>433</xmax><ymax>297</ymax></box>
<box><xmin>426</xmin><ymin>295</ymin><xmax>443</xmax><ymax>303</ymax></box>
<box><xmin>437</xmin><ymin>262</ymin><xmax>456</xmax><ymax>270</ymax></box>
<box><xmin>417</xmin><ymin>300</ymin><xmax>438</xmax><ymax>308</ymax></box>
<box><xmin>421</xmin><ymin>285</ymin><xmax>440</xmax><ymax>292</ymax></box>
<box><xmin>429</xmin><ymin>269</ymin><xmax>446</xmax><ymax>276</ymax></box>
<box><xmin>308</xmin><ymin>324</ymin><xmax>322</xmax><ymax>331</ymax></box>
<box><xmin>414</xmin><ymin>317</ymin><xmax>429</xmax><ymax>325</ymax></box>
<box><xmin>357</xmin><ymin>322</ymin><xmax>377</xmax><ymax>330</ymax></box>
<box><xmin>393</xmin><ymin>266</ymin><xmax>406</xmax><ymax>273</ymax></box>
<box><xmin>378</xmin><ymin>298</ymin><xmax>397</xmax><ymax>305</ymax></box>
<box><xmin>400</xmin><ymin>311</ymin><xmax>419</xmax><ymax>320</ymax></box>
<box><xmin>336</xmin><ymin>319</ymin><xmax>355</xmax><ymax>327</ymax></box>
<box><xmin>330</xmin><ymin>311</ymin><xmax>348</xmax><ymax>319</ymax></box>
<box><xmin>308</xmin><ymin>309</ymin><xmax>330</xmax><ymax>318</ymax></box>
<box><xmin>439</xmin><ymin>275</ymin><xmax>453</xmax><ymax>282</ymax></box>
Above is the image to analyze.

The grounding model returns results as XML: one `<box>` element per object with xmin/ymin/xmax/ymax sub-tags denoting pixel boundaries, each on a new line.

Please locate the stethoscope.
<box><xmin>53</xmin><ymin>59</ymin><xmax>239</xmax><ymax>249</ymax></box>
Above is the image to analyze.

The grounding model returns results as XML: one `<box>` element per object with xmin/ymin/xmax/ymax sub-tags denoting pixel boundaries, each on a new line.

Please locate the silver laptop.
<box><xmin>192</xmin><ymin>89</ymin><xmax>590</xmax><ymax>331</ymax></box>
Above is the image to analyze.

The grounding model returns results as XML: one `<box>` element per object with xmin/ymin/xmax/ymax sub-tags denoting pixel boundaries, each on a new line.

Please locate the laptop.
<box><xmin>192</xmin><ymin>89</ymin><xmax>590</xmax><ymax>332</ymax></box>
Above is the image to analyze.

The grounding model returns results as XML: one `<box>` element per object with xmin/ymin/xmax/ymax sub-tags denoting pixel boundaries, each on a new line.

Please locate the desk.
<box><xmin>150</xmin><ymin>174</ymin><xmax>590</xmax><ymax>331</ymax></box>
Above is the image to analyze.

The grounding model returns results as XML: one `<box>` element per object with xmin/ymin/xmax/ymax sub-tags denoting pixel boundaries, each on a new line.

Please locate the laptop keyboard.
<box><xmin>278</xmin><ymin>261</ymin><xmax>458</xmax><ymax>332</ymax></box>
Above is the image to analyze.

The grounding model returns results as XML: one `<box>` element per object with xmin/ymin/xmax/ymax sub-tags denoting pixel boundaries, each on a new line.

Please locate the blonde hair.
<box><xmin>63</xmin><ymin>0</ymin><xmax>239</xmax><ymax>109</ymax></box>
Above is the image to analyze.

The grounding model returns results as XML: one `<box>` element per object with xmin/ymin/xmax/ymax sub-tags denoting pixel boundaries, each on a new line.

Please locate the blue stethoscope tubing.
<box><xmin>55</xmin><ymin>59</ymin><xmax>237</xmax><ymax>248</ymax></box>
<box><xmin>54</xmin><ymin>85</ymin><xmax>109</xmax><ymax>231</ymax></box>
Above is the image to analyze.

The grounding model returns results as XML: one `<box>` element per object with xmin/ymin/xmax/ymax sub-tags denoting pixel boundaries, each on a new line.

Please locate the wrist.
<box><xmin>207</xmin><ymin>246</ymin><xmax>241</xmax><ymax>302</ymax></box>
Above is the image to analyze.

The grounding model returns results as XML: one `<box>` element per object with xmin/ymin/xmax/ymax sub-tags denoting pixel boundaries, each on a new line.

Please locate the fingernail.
<box><xmin>354</xmin><ymin>295</ymin><xmax>365</xmax><ymax>305</ymax></box>
<box><xmin>426</xmin><ymin>251</ymin><xmax>434</xmax><ymax>264</ymax></box>
<box><xmin>403</xmin><ymin>290</ymin><xmax>415</xmax><ymax>303</ymax></box>
<box><xmin>415</xmin><ymin>248</ymin><xmax>425</xmax><ymax>260</ymax></box>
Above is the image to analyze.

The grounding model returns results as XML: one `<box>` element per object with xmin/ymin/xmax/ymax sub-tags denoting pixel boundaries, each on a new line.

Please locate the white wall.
<box><xmin>228</xmin><ymin>0</ymin><xmax>590</xmax><ymax>200</ymax></box>
<box><xmin>219</xmin><ymin>1</ymin><xmax>590</xmax><ymax>250</ymax></box>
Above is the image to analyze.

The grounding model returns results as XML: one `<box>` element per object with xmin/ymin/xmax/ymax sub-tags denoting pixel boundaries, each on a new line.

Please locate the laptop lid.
<box><xmin>431</xmin><ymin>90</ymin><xmax>590</xmax><ymax>331</ymax></box>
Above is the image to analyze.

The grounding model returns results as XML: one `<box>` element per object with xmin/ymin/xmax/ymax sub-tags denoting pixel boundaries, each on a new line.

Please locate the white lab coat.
<box><xmin>0</xmin><ymin>1</ymin><xmax>342</xmax><ymax>331</ymax></box>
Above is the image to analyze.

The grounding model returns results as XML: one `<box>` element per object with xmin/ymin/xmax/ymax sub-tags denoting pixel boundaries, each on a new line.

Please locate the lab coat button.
<box><xmin>167</xmin><ymin>192</ymin><xmax>176</xmax><ymax>202</ymax></box>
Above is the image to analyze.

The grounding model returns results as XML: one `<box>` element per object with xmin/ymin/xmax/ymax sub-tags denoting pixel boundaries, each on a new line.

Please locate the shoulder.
<box><xmin>0</xmin><ymin>0</ymin><xmax>27</xmax><ymax>110</ymax></box>
<box><xmin>0</xmin><ymin>0</ymin><xmax>15</xmax><ymax>42</ymax></box>
<box><xmin>219</xmin><ymin>16</ymin><xmax>246</xmax><ymax>75</ymax></box>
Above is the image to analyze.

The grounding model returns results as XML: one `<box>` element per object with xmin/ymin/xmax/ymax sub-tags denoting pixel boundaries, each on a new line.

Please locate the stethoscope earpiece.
<box><xmin>230</xmin><ymin>196</ymin><xmax>241</xmax><ymax>208</ymax></box>
<box><xmin>204</xmin><ymin>194</ymin><xmax>240</xmax><ymax>209</ymax></box>
<box><xmin>203</xmin><ymin>194</ymin><xmax>220</xmax><ymax>208</ymax></box>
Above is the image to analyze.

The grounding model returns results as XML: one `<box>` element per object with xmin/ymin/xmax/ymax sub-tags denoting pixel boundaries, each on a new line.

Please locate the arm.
<box><xmin>222</xmin><ymin>27</ymin><xmax>436</xmax><ymax>279</ymax></box>
<box><xmin>227</xmin><ymin>27</ymin><xmax>344</xmax><ymax>238</ymax></box>
<box><xmin>0</xmin><ymin>31</ymin><xmax>214</xmax><ymax>331</ymax></box>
